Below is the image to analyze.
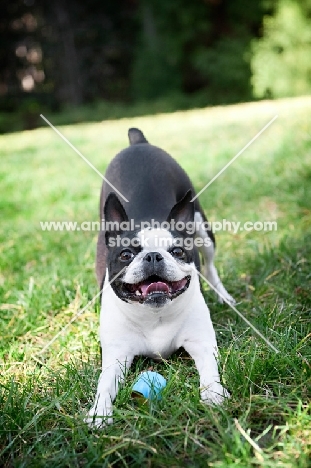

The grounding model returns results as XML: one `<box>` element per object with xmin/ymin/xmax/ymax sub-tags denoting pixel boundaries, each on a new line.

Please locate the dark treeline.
<box><xmin>0</xmin><ymin>1</ymin><xmax>269</xmax><ymax>108</ymax></box>
<box><xmin>1</xmin><ymin>0</ymin><xmax>310</xmax><ymax>131</ymax></box>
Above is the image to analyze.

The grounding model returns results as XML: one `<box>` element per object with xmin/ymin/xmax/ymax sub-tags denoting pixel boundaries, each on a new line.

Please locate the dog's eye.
<box><xmin>170</xmin><ymin>247</ymin><xmax>185</xmax><ymax>259</ymax></box>
<box><xmin>119</xmin><ymin>250</ymin><xmax>134</xmax><ymax>262</ymax></box>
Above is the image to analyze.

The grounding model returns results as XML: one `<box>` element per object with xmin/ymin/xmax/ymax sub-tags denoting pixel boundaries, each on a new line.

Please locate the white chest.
<box><xmin>139</xmin><ymin>320</ymin><xmax>179</xmax><ymax>358</ymax></box>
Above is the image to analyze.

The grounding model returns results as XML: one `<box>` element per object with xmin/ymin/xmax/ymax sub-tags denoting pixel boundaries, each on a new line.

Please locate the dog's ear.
<box><xmin>104</xmin><ymin>192</ymin><xmax>128</xmax><ymax>224</ymax></box>
<box><xmin>104</xmin><ymin>193</ymin><xmax>129</xmax><ymax>245</ymax></box>
<box><xmin>166</xmin><ymin>190</ymin><xmax>194</xmax><ymax>226</ymax></box>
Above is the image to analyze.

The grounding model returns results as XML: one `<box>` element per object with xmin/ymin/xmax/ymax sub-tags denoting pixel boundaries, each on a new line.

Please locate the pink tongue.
<box><xmin>140</xmin><ymin>281</ymin><xmax>169</xmax><ymax>297</ymax></box>
<box><xmin>171</xmin><ymin>278</ymin><xmax>187</xmax><ymax>292</ymax></box>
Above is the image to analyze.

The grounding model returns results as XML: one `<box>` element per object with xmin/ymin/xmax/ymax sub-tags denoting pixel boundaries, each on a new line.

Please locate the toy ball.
<box><xmin>132</xmin><ymin>371</ymin><xmax>167</xmax><ymax>400</ymax></box>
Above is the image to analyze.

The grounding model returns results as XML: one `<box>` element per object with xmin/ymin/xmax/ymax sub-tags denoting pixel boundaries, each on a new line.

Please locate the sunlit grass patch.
<box><xmin>1</xmin><ymin>96</ymin><xmax>310</xmax><ymax>466</ymax></box>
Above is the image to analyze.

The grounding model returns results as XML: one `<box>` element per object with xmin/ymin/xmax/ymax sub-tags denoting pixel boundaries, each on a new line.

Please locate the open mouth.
<box><xmin>124</xmin><ymin>274</ymin><xmax>191</xmax><ymax>302</ymax></box>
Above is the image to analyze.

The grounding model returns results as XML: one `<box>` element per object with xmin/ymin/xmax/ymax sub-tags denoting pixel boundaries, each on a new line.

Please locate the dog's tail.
<box><xmin>128</xmin><ymin>128</ymin><xmax>148</xmax><ymax>145</ymax></box>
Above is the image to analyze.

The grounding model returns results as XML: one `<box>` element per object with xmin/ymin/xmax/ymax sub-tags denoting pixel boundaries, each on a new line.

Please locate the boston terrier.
<box><xmin>85</xmin><ymin>128</ymin><xmax>234</xmax><ymax>427</ymax></box>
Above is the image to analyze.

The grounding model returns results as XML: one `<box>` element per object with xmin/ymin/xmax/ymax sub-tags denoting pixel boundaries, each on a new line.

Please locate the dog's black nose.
<box><xmin>144</xmin><ymin>252</ymin><xmax>163</xmax><ymax>264</ymax></box>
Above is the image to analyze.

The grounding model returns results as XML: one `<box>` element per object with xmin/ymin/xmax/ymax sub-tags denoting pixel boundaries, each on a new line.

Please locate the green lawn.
<box><xmin>0</xmin><ymin>96</ymin><xmax>310</xmax><ymax>467</ymax></box>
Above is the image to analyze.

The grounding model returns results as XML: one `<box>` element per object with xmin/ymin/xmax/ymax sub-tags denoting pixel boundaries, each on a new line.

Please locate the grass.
<box><xmin>1</xmin><ymin>96</ymin><xmax>311</xmax><ymax>467</ymax></box>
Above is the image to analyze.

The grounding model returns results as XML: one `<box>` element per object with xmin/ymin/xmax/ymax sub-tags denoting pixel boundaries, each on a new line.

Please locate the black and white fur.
<box><xmin>85</xmin><ymin>128</ymin><xmax>234</xmax><ymax>427</ymax></box>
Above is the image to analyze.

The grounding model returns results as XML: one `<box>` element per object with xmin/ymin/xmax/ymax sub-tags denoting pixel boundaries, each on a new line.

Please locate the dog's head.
<box><xmin>104</xmin><ymin>191</ymin><xmax>196</xmax><ymax>309</ymax></box>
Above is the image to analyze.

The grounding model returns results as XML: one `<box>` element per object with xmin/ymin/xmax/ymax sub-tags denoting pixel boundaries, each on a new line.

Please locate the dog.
<box><xmin>85</xmin><ymin>128</ymin><xmax>234</xmax><ymax>427</ymax></box>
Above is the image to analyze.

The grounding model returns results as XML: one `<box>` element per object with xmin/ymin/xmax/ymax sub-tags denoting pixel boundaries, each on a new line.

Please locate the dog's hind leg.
<box><xmin>194</xmin><ymin>211</ymin><xmax>235</xmax><ymax>305</ymax></box>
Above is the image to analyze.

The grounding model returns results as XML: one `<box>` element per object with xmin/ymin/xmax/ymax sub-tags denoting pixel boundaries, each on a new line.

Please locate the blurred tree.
<box><xmin>0</xmin><ymin>0</ymin><xmax>138</xmax><ymax>113</ymax></box>
<box><xmin>41</xmin><ymin>0</ymin><xmax>137</xmax><ymax>106</ymax></box>
<box><xmin>0</xmin><ymin>0</ymin><xmax>44</xmax><ymax>108</ymax></box>
<box><xmin>251</xmin><ymin>0</ymin><xmax>311</xmax><ymax>98</ymax></box>
<box><xmin>47</xmin><ymin>0</ymin><xmax>83</xmax><ymax>106</ymax></box>
<box><xmin>131</xmin><ymin>0</ymin><xmax>266</xmax><ymax>104</ymax></box>
<box><xmin>1</xmin><ymin>0</ymin><xmax>291</xmax><ymax>122</ymax></box>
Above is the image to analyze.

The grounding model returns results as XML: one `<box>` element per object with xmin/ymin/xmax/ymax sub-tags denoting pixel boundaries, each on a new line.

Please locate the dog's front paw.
<box><xmin>217</xmin><ymin>290</ymin><xmax>236</xmax><ymax>306</ymax></box>
<box><xmin>84</xmin><ymin>407</ymin><xmax>113</xmax><ymax>429</ymax></box>
<box><xmin>200</xmin><ymin>383</ymin><xmax>230</xmax><ymax>405</ymax></box>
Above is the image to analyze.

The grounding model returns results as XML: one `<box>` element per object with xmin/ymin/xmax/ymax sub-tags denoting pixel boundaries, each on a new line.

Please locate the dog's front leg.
<box><xmin>85</xmin><ymin>350</ymin><xmax>134</xmax><ymax>428</ymax></box>
<box><xmin>183</xmin><ymin>340</ymin><xmax>229</xmax><ymax>405</ymax></box>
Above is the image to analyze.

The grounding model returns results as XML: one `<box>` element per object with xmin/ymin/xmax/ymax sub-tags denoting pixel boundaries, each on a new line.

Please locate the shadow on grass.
<box><xmin>0</xmin><ymin>90</ymin><xmax>257</xmax><ymax>134</ymax></box>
